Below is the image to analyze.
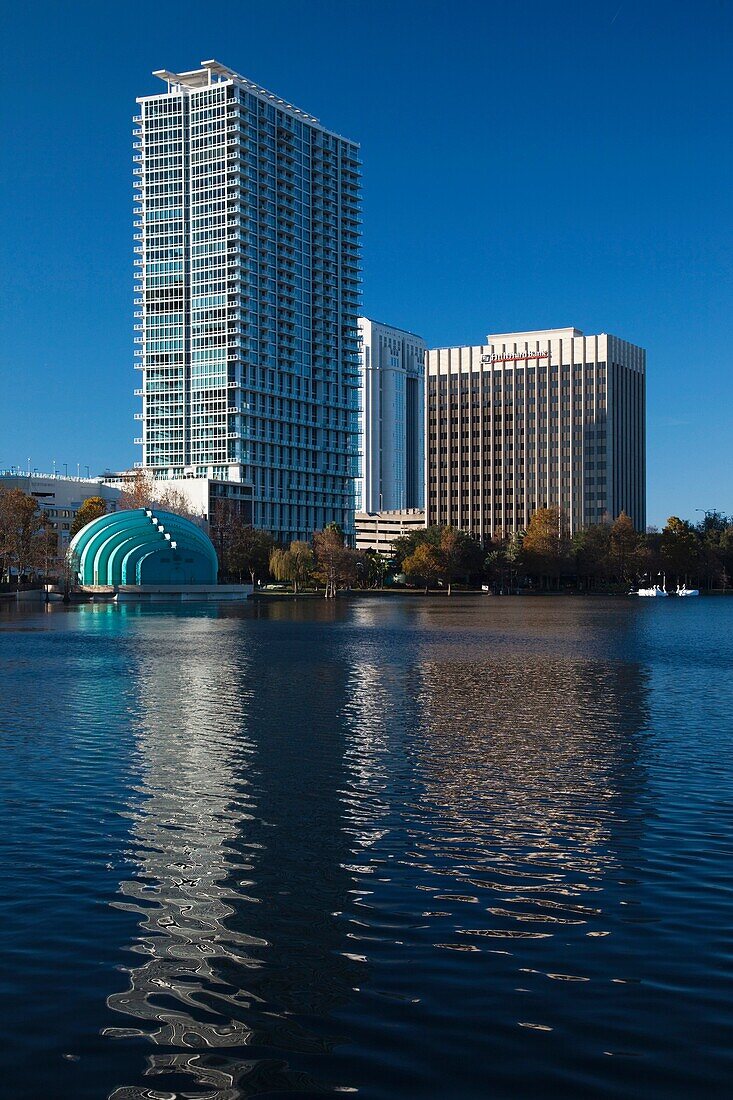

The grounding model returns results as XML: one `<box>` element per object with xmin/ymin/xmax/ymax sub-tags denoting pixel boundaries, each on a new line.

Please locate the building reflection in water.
<box><xmin>102</xmin><ymin>598</ymin><xmax>653</xmax><ymax>1096</ymax></box>
<box><xmin>105</xmin><ymin>612</ymin><xmax>264</xmax><ymax>1097</ymax></box>
<box><xmin>105</xmin><ymin>604</ymin><xmax>360</xmax><ymax>1099</ymax></box>
<box><xmin>339</xmin><ymin>600</ymin><xmax>651</xmax><ymax>962</ymax></box>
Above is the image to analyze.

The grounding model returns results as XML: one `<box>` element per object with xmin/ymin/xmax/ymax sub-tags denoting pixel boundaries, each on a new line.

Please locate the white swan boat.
<box><xmin>635</xmin><ymin>584</ymin><xmax>668</xmax><ymax>597</ymax></box>
<box><xmin>675</xmin><ymin>584</ymin><xmax>699</xmax><ymax>597</ymax></box>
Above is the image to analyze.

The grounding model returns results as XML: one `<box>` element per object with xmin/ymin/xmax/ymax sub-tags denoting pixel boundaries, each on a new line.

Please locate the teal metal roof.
<box><xmin>69</xmin><ymin>508</ymin><xmax>218</xmax><ymax>587</ymax></box>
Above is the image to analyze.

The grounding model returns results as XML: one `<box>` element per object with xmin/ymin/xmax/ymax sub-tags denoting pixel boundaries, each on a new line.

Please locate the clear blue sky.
<box><xmin>1</xmin><ymin>0</ymin><xmax>730</xmax><ymax>527</ymax></box>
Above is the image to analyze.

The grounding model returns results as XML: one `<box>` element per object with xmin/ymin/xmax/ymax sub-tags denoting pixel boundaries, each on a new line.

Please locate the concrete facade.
<box><xmin>100</xmin><ymin>471</ymin><xmax>252</xmax><ymax>525</ymax></box>
<box><xmin>426</xmin><ymin>328</ymin><xmax>646</xmax><ymax>539</ymax></box>
<box><xmin>355</xmin><ymin>509</ymin><xmax>426</xmax><ymax>555</ymax></box>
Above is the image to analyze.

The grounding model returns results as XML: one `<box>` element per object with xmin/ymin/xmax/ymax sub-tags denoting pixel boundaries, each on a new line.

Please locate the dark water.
<box><xmin>1</xmin><ymin>596</ymin><xmax>732</xmax><ymax>1099</ymax></box>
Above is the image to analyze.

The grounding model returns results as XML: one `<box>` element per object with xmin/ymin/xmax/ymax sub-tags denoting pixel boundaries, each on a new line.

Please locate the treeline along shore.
<box><xmin>156</xmin><ymin>502</ymin><xmax>733</xmax><ymax>596</ymax></box>
<box><xmin>1</xmin><ymin>482</ymin><xmax>731</xmax><ymax>597</ymax></box>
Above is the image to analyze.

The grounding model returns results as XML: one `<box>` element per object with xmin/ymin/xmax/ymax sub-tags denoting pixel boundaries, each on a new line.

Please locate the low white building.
<box><xmin>0</xmin><ymin>471</ymin><xmax>122</xmax><ymax>548</ymax></box>
<box><xmin>100</xmin><ymin>471</ymin><xmax>253</xmax><ymax>526</ymax></box>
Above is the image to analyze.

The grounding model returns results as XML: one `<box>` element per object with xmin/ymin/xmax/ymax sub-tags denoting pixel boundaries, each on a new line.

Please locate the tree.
<box><xmin>392</xmin><ymin>525</ymin><xmax>443</xmax><ymax>568</ymax></box>
<box><xmin>118</xmin><ymin>469</ymin><xmax>155</xmax><ymax>510</ymax></box>
<box><xmin>660</xmin><ymin>516</ymin><xmax>700</xmax><ymax>584</ymax></box>
<box><xmin>364</xmin><ymin>548</ymin><xmax>387</xmax><ymax>589</ymax></box>
<box><xmin>0</xmin><ymin>488</ymin><xmax>56</xmax><ymax>584</ymax></box>
<box><xmin>573</xmin><ymin>523</ymin><xmax>611</xmax><ymax>590</ymax></box>
<box><xmin>695</xmin><ymin>511</ymin><xmax>733</xmax><ymax>590</ymax></box>
<box><xmin>485</xmin><ymin>530</ymin><xmax>526</xmax><ymax>592</ymax></box>
<box><xmin>403</xmin><ymin>541</ymin><xmax>443</xmax><ymax>593</ymax></box>
<box><xmin>226</xmin><ymin>525</ymin><xmax>275</xmax><ymax>586</ymax></box>
<box><xmin>393</xmin><ymin>524</ymin><xmax>483</xmax><ymax>593</ymax></box>
<box><xmin>522</xmin><ymin>507</ymin><xmax>569</xmax><ymax>589</ymax></box>
<box><xmin>609</xmin><ymin>511</ymin><xmax>640</xmax><ymax>584</ymax></box>
<box><xmin>70</xmin><ymin>496</ymin><xmax>108</xmax><ymax>538</ymax></box>
<box><xmin>269</xmin><ymin>540</ymin><xmax>314</xmax><ymax>593</ymax></box>
<box><xmin>209</xmin><ymin>501</ymin><xmax>275</xmax><ymax>586</ymax></box>
<box><xmin>288</xmin><ymin>540</ymin><xmax>315</xmax><ymax>593</ymax></box>
<box><xmin>118</xmin><ymin>469</ymin><xmax>201</xmax><ymax>521</ymax></box>
<box><xmin>438</xmin><ymin>526</ymin><xmax>483</xmax><ymax>595</ymax></box>
<box><xmin>313</xmin><ymin>526</ymin><xmax>359</xmax><ymax>598</ymax></box>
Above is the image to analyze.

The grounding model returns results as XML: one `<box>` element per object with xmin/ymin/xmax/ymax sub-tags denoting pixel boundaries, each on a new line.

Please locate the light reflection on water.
<box><xmin>1</xmin><ymin>596</ymin><xmax>732</xmax><ymax>1099</ymax></box>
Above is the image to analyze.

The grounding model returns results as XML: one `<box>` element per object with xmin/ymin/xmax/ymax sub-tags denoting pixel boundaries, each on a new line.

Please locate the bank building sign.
<box><xmin>481</xmin><ymin>349</ymin><xmax>551</xmax><ymax>364</ymax></box>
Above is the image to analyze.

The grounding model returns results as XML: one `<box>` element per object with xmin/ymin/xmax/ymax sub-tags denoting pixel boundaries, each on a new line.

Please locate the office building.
<box><xmin>357</xmin><ymin>318</ymin><xmax>426</xmax><ymax>512</ymax></box>
<box><xmin>0</xmin><ymin>471</ymin><xmax>122</xmax><ymax>547</ymax></box>
<box><xmin>134</xmin><ymin>60</ymin><xmax>361</xmax><ymax>540</ymax></box>
<box><xmin>355</xmin><ymin>508</ymin><xmax>426</xmax><ymax>555</ymax></box>
<box><xmin>426</xmin><ymin>328</ymin><xmax>645</xmax><ymax>539</ymax></box>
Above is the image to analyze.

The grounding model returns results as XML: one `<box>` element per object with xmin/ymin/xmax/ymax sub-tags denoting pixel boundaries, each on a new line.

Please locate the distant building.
<box><xmin>357</xmin><ymin>318</ymin><xmax>426</xmax><ymax>513</ymax></box>
<box><xmin>134</xmin><ymin>59</ymin><xmax>361</xmax><ymax>542</ymax></box>
<box><xmin>355</xmin><ymin>509</ymin><xmax>426</xmax><ymax>556</ymax></box>
<box><xmin>0</xmin><ymin>471</ymin><xmax>122</xmax><ymax>548</ymax></box>
<box><xmin>426</xmin><ymin>328</ymin><xmax>646</xmax><ymax>539</ymax></box>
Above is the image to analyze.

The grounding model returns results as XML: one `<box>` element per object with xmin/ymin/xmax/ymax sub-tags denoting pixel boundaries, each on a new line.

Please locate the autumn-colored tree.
<box><xmin>661</xmin><ymin>516</ymin><xmax>700</xmax><ymax>584</ymax></box>
<box><xmin>438</xmin><ymin>527</ymin><xmax>466</xmax><ymax>595</ymax></box>
<box><xmin>393</xmin><ymin>525</ymin><xmax>483</xmax><ymax>594</ymax></box>
<box><xmin>522</xmin><ymin>507</ymin><xmax>569</xmax><ymax>588</ymax></box>
<box><xmin>70</xmin><ymin>495</ymin><xmax>108</xmax><ymax>538</ymax></box>
<box><xmin>0</xmin><ymin>488</ymin><xmax>56</xmax><ymax>583</ymax></box>
<box><xmin>313</xmin><ymin>525</ymin><xmax>359</xmax><ymax>598</ymax></box>
<box><xmin>392</xmin><ymin>525</ymin><xmax>443</xmax><ymax>568</ymax></box>
<box><xmin>402</xmin><ymin>541</ymin><xmax>443</xmax><ymax>593</ymax></box>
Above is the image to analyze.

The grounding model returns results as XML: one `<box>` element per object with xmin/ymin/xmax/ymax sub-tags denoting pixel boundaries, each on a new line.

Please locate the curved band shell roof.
<box><xmin>69</xmin><ymin>508</ymin><xmax>218</xmax><ymax>587</ymax></box>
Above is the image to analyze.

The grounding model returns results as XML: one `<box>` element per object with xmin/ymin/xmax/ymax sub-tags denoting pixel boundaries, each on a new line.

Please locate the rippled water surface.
<box><xmin>1</xmin><ymin>596</ymin><xmax>732</xmax><ymax>1098</ymax></box>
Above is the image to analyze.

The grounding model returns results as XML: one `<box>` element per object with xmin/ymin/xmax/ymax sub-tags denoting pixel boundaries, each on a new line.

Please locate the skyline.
<box><xmin>1</xmin><ymin>0</ymin><xmax>731</xmax><ymax>527</ymax></box>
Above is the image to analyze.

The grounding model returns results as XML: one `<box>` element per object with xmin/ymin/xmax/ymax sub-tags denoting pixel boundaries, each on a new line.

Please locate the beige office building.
<box><xmin>426</xmin><ymin>328</ymin><xmax>645</xmax><ymax>539</ymax></box>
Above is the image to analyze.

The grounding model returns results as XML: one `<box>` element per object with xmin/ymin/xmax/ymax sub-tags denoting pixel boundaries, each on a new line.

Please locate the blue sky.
<box><xmin>0</xmin><ymin>0</ymin><xmax>730</xmax><ymax>527</ymax></box>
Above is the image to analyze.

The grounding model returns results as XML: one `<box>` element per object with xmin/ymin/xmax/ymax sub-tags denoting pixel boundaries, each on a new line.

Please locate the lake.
<box><xmin>1</xmin><ymin>595</ymin><xmax>732</xmax><ymax>1098</ymax></box>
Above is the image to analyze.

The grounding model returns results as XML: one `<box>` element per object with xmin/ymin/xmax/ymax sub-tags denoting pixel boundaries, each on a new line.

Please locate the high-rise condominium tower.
<box><xmin>133</xmin><ymin>60</ymin><xmax>361</xmax><ymax>541</ymax></box>
<box><xmin>357</xmin><ymin>318</ymin><xmax>426</xmax><ymax>513</ymax></box>
<box><xmin>426</xmin><ymin>328</ymin><xmax>646</xmax><ymax>539</ymax></box>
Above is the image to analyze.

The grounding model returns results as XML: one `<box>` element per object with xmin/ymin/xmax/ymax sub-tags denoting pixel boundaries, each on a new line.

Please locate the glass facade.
<box><xmin>357</xmin><ymin>319</ymin><xmax>426</xmax><ymax>513</ymax></box>
<box><xmin>134</xmin><ymin>62</ymin><xmax>361</xmax><ymax>541</ymax></box>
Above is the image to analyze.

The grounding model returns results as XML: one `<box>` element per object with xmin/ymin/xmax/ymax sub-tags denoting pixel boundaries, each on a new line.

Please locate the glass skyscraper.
<box><xmin>133</xmin><ymin>60</ymin><xmax>361</xmax><ymax>540</ymax></box>
<box><xmin>356</xmin><ymin>318</ymin><xmax>426</xmax><ymax>514</ymax></box>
